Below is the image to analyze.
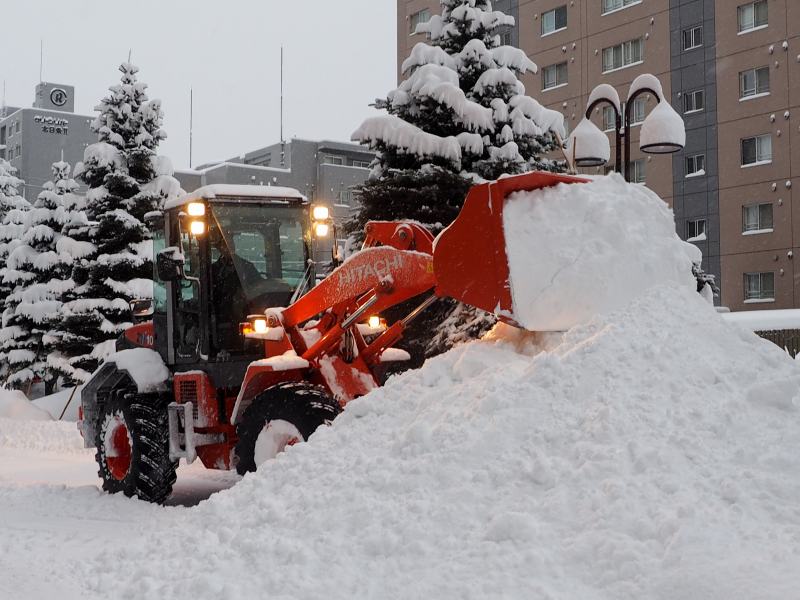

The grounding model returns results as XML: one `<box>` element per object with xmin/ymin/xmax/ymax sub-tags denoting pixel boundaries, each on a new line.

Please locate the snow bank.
<box><xmin>97</xmin><ymin>285</ymin><xmax>800</xmax><ymax>599</ymax></box>
<box><xmin>0</xmin><ymin>390</ymin><xmax>52</xmax><ymax>421</ymax></box>
<box><xmin>0</xmin><ymin>418</ymin><xmax>86</xmax><ymax>453</ymax></box>
<box><xmin>504</xmin><ymin>174</ymin><xmax>699</xmax><ymax>330</ymax></box>
<box><xmin>32</xmin><ymin>386</ymin><xmax>82</xmax><ymax>421</ymax></box>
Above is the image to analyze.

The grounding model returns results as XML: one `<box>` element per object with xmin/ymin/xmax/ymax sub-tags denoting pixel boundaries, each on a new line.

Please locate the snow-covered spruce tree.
<box><xmin>0</xmin><ymin>160</ymin><xmax>32</xmax><ymax>388</ymax></box>
<box><xmin>0</xmin><ymin>161</ymin><xmax>73</xmax><ymax>392</ymax></box>
<box><xmin>349</xmin><ymin>0</ymin><xmax>566</xmax><ymax>365</ymax></box>
<box><xmin>60</xmin><ymin>61</ymin><xmax>180</xmax><ymax>378</ymax></box>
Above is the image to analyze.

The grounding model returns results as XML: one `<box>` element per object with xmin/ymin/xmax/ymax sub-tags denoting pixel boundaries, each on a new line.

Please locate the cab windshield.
<box><xmin>208</xmin><ymin>202</ymin><xmax>309</xmax><ymax>343</ymax></box>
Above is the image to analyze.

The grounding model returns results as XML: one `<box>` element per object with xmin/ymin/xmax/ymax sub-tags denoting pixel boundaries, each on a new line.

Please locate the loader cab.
<box><xmin>150</xmin><ymin>185</ymin><xmax>328</xmax><ymax>382</ymax></box>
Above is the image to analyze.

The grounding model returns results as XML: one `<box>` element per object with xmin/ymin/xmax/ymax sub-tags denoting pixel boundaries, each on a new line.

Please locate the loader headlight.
<box><xmin>312</xmin><ymin>205</ymin><xmax>330</xmax><ymax>221</ymax></box>
<box><xmin>187</xmin><ymin>202</ymin><xmax>206</xmax><ymax>217</ymax></box>
<box><xmin>368</xmin><ymin>315</ymin><xmax>381</xmax><ymax>329</ymax></box>
<box><xmin>314</xmin><ymin>222</ymin><xmax>330</xmax><ymax>237</ymax></box>
<box><xmin>253</xmin><ymin>318</ymin><xmax>268</xmax><ymax>334</ymax></box>
<box><xmin>189</xmin><ymin>220</ymin><xmax>205</xmax><ymax>235</ymax></box>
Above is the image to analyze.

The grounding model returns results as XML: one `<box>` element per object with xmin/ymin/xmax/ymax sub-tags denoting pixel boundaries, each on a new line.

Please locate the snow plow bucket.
<box><xmin>433</xmin><ymin>171</ymin><xmax>589</xmax><ymax>327</ymax></box>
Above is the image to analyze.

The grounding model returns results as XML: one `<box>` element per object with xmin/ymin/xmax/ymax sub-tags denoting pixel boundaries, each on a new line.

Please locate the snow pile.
<box><xmin>0</xmin><ymin>390</ymin><xmax>52</xmax><ymax>421</ymax></box>
<box><xmin>0</xmin><ymin>417</ymin><xmax>87</xmax><ymax>452</ymax></box>
<box><xmin>504</xmin><ymin>174</ymin><xmax>699</xmax><ymax>330</ymax></box>
<box><xmin>96</xmin><ymin>285</ymin><xmax>800</xmax><ymax>599</ymax></box>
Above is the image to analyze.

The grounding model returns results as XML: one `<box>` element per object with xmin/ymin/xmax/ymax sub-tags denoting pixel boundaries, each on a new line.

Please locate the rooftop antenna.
<box><xmin>280</xmin><ymin>46</ymin><xmax>285</xmax><ymax>168</ymax></box>
<box><xmin>2</xmin><ymin>80</ymin><xmax>6</xmax><ymax>115</ymax></box>
<box><xmin>189</xmin><ymin>87</ymin><xmax>194</xmax><ymax>169</ymax></box>
<box><xmin>39</xmin><ymin>39</ymin><xmax>43</xmax><ymax>82</ymax></box>
<box><xmin>128</xmin><ymin>48</ymin><xmax>132</xmax><ymax>63</ymax></box>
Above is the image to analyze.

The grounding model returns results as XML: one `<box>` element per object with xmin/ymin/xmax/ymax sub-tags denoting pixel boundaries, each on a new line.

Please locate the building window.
<box><xmin>631</xmin><ymin>158</ymin><xmax>646</xmax><ymax>183</ymax></box>
<box><xmin>500</xmin><ymin>29</ymin><xmax>513</xmax><ymax>46</ymax></box>
<box><xmin>602</xmin><ymin>106</ymin><xmax>617</xmax><ymax>131</ymax></box>
<box><xmin>744</xmin><ymin>272</ymin><xmax>774</xmax><ymax>301</ymax></box>
<box><xmin>352</xmin><ymin>159</ymin><xmax>371</xmax><ymax>169</ymax></box>
<box><xmin>410</xmin><ymin>9</ymin><xmax>431</xmax><ymax>35</ymax></box>
<box><xmin>682</xmin><ymin>26</ymin><xmax>703</xmax><ymax>50</ymax></box>
<box><xmin>541</xmin><ymin>6</ymin><xmax>567</xmax><ymax>35</ymax></box>
<box><xmin>686</xmin><ymin>218</ymin><xmax>706</xmax><ymax>240</ymax></box>
<box><xmin>542</xmin><ymin>62</ymin><xmax>568</xmax><ymax>90</ymax></box>
<box><xmin>323</xmin><ymin>155</ymin><xmax>344</xmax><ymax>166</ymax></box>
<box><xmin>628</xmin><ymin>97</ymin><xmax>646</xmax><ymax>125</ymax></box>
<box><xmin>741</xmin><ymin>134</ymin><xmax>771</xmax><ymax>166</ymax></box>
<box><xmin>742</xmin><ymin>202</ymin><xmax>773</xmax><ymax>232</ymax></box>
<box><xmin>15</xmin><ymin>121</ymin><xmax>20</xmax><ymax>134</ymax></box>
<box><xmin>337</xmin><ymin>190</ymin><xmax>354</xmax><ymax>206</ymax></box>
<box><xmin>685</xmin><ymin>153</ymin><xmax>705</xmax><ymax>176</ymax></box>
<box><xmin>738</xmin><ymin>1</ymin><xmax>768</xmax><ymax>33</ymax></box>
<box><xmin>602</xmin><ymin>38</ymin><xmax>643</xmax><ymax>73</ymax></box>
<box><xmin>683</xmin><ymin>89</ymin><xmax>705</xmax><ymax>113</ymax></box>
<box><xmin>606</xmin><ymin>97</ymin><xmax>645</xmax><ymax>129</ymax></box>
<box><xmin>739</xmin><ymin>66</ymin><xmax>769</xmax><ymax>99</ymax></box>
<box><xmin>601</xmin><ymin>0</ymin><xmax>641</xmax><ymax>15</ymax></box>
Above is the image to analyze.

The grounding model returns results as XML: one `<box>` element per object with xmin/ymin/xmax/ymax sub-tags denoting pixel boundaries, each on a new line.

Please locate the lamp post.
<box><xmin>567</xmin><ymin>74</ymin><xmax>685</xmax><ymax>181</ymax></box>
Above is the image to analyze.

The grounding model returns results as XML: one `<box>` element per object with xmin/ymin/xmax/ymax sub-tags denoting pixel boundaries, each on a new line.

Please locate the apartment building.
<box><xmin>398</xmin><ymin>0</ymin><xmax>800</xmax><ymax>311</ymax></box>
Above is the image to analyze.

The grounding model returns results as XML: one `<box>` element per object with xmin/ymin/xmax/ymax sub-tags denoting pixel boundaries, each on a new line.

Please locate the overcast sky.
<box><xmin>0</xmin><ymin>0</ymin><xmax>396</xmax><ymax>170</ymax></box>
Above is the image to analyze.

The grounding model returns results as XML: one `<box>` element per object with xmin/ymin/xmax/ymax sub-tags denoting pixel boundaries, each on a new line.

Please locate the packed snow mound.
<box><xmin>98</xmin><ymin>285</ymin><xmax>800</xmax><ymax>600</ymax></box>
<box><xmin>0</xmin><ymin>418</ymin><xmax>86</xmax><ymax>453</ymax></box>
<box><xmin>504</xmin><ymin>174</ymin><xmax>700</xmax><ymax>330</ymax></box>
<box><xmin>0</xmin><ymin>390</ymin><xmax>52</xmax><ymax>421</ymax></box>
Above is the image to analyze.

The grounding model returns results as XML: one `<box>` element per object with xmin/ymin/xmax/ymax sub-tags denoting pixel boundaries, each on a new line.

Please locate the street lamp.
<box><xmin>567</xmin><ymin>74</ymin><xmax>685</xmax><ymax>181</ymax></box>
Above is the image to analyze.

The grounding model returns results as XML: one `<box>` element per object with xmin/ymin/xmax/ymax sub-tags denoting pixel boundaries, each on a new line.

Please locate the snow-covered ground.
<box><xmin>1</xmin><ymin>284</ymin><xmax>799</xmax><ymax>599</ymax></box>
<box><xmin>0</xmin><ymin>418</ymin><xmax>239</xmax><ymax>600</ymax></box>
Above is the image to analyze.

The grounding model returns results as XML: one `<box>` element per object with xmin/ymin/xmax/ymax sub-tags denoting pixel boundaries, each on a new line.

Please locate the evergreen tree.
<box><xmin>0</xmin><ymin>161</ymin><xmax>71</xmax><ymax>391</ymax></box>
<box><xmin>350</xmin><ymin>0</ymin><xmax>567</xmax><ymax>363</ymax></box>
<box><xmin>0</xmin><ymin>161</ymin><xmax>32</xmax><ymax>388</ymax></box>
<box><xmin>60</xmin><ymin>61</ymin><xmax>179</xmax><ymax>378</ymax></box>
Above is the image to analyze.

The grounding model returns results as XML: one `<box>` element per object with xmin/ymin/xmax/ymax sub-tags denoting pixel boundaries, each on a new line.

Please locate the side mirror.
<box><xmin>157</xmin><ymin>247</ymin><xmax>185</xmax><ymax>282</ymax></box>
<box><xmin>130</xmin><ymin>298</ymin><xmax>154</xmax><ymax>318</ymax></box>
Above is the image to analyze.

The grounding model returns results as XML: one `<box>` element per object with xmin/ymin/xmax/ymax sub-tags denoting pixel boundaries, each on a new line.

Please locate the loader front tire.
<box><xmin>95</xmin><ymin>389</ymin><xmax>177</xmax><ymax>504</ymax></box>
<box><xmin>234</xmin><ymin>382</ymin><xmax>341</xmax><ymax>475</ymax></box>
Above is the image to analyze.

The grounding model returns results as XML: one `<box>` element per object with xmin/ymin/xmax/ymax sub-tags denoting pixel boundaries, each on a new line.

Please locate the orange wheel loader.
<box><xmin>79</xmin><ymin>172</ymin><xmax>586</xmax><ymax>503</ymax></box>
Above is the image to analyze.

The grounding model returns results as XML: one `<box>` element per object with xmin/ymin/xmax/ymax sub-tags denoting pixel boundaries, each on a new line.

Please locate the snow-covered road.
<box><xmin>0</xmin><ymin>420</ymin><xmax>238</xmax><ymax>600</ymax></box>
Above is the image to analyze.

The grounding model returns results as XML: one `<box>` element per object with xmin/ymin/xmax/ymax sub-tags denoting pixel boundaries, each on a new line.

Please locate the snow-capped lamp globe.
<box><xmin>639</xmin><ymin>99</ymin><xmax>686</xmax><ymax>154</ymax></box>
<box><xmin>572</xmin><ymin>73</ymin><xmax>684</xmax><ymax>181</ymax></box>
<box><xmin>568</xmin><ymin>117</ymin><xmax>611</xmax><ymax>168</ymax></box>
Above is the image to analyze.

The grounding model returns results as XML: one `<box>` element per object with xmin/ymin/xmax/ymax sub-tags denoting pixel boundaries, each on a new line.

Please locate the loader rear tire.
<box><xmin>234</xmin><ymin>382</ymin><xmax>341</xmax><ymax>475</ymax></box>
<box><xmin>95</xmin><ymin>389</ymin><xmax>177</xmax><ymax>504</ymax></box>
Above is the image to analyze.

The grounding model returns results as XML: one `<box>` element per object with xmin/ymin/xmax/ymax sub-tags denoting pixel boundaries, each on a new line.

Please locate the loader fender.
<box><xmin>79</xmin><ymin>349</ymin><xmax>170</xmax><ymax>448</ymax></box>
<box><xmin>231</xmin><ymin>357</ymin><xmax>310</xmax><ymax>425</ymax></box>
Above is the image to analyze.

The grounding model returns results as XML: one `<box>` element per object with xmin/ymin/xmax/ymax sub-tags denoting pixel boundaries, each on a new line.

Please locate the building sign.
<box><xmin>34</xmin><ymin>115</ymin><xmax>69</xmax><ymax>135</ymax></box>
<box><xmin>49</xmin><ymin>88</ymin><xmax>68</xmax><ymax>107</ymax></box>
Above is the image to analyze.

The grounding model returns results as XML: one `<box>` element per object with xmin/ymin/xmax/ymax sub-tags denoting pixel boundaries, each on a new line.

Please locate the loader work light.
<box><xmin>312</xmin><ymin>205</ymin><xmax>329</xmax><ymax>221</ymax></box>
<box><xmin>187</xmin><ymin>202</ymin><xmax>206</xmax><ymax>217</ymax></box>
<box><xmin>189</xmin><ymin>220</ymin><xmax>205</xmax><ymax>235</ymax></box>
<box><xmin>253</xmin><ymin>318</ymin><xmax>269</xmax><ymax>334</ymax></box>
<box><xmin>314</xmin><ymin>222</ymin><xmax>330</xmax><ymax>237</ymax></box>
<box><xmin>368</xmin><ymin>315</ymin><xmax>381</xmax><ymax>329</ymax></box>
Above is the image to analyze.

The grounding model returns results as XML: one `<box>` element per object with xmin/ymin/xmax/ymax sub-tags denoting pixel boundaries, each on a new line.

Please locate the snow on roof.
<box><xmin>721</xmin><ymin>309</ymin><xmax>800</xmax><ymax>332</ymax></box>
<box><xmin>164</xmin><ymin>184</ymin><xmax>306</xmax><ymax>210</ymax></box>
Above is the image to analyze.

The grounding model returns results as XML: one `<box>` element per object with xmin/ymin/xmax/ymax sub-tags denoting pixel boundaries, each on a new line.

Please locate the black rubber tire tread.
<box><xmin>94</xmin><ymin>388</ymin><xmax>178</xmax><ymax>504</ymax></box>
<box><xmin>234</xmin><ymin>382</ymin><xmax>341</xmax><ymax>475</ymax></box>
